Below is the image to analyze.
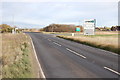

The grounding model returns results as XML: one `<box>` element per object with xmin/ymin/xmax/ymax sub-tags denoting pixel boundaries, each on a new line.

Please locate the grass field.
<box><xmin>56</xmin><ymin>31</ymin><xmax>119</xmax><ymax>54</ymax></box>
<box><xmin>1</xmin><ymin>33</ymin><xmax>39</xmax><ymax>78</ymax></box>
<box><xmin>0</xmin><ymin>34</ymin><xmax>2</xmax><ymax>79</ymax></box>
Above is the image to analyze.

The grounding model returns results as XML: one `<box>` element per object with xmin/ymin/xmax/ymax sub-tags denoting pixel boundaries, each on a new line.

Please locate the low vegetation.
<box><xmin>1</xmin><ymin>33</ymin><xmax>38</xmax><ymax>78</ymax></box>
<box><xmin>0</xmin><ymin>24</ymin><xmax>22</xmax><ymax>33</ymax></box>
<box><xmin>57</xmin><ymin>32</ymin><xmax>119</xmax><ymax>54</ymax></box>
<box><xmin>0</xmin><ymin>34</ymin><xmax>2</xmax><ymax>79</ymax></box>
<box><xmin>0</xmin><ymin>24</ymin><xmax>13</xmax><ymax>33</ymax></box>
<box><xmin>42</xmin><ymin>24</ymin><xmax>83</xmax><ymax>32</ymax></box>
<box><xmin>41</xmin><ymin>24</ymin><xmax>120</xmax><ymax>32</ymax></box>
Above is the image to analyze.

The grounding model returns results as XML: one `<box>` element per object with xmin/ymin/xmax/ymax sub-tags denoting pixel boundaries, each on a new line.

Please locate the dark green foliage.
<box><xmin>111</xmin><ymin>26</ymin><xmax>120</xmax><ymax>31</ymax></box>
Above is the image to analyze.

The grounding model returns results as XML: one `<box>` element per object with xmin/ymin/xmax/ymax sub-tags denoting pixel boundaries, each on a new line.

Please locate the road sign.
<box><xmin>84</xmin><ymin>19</ymin><xmax>96</xmax><ymax>35</ymax></box>
<box><xmin>76</xmin><ymin>27</ymin><xmax>80</xmax><ymax>31</ymax></box>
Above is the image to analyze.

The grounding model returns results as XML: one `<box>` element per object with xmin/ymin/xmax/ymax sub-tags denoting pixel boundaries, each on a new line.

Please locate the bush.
<box><xmin>0</xmin><ymin>24</ymin><xmax>13</xmax><ymax>33</ymax></box>
<box><xmin>43</xmin><ymin>24</ymin><xmax>83</xmax><ymax>32</ymax></box>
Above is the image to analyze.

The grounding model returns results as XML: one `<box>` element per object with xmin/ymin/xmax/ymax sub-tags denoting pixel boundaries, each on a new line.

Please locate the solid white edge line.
<box><xmin>104</xmin><ymin>66</ymin><xmax>120</xmax><ymax>76</ymax></box>
<box><xmin>66</xmin><ymin>48</ymin><xmax>86</xmax><ymax>59</ymax></box>
<box><xmin>111</xmin><ymin>53</ymin><xmax>118</xmax><ymax>56</ymax></box>
<box><xmin>30</xmin><ymin>36</ymin><xmax>46</xmax><ymax>78</ymax></box>
<box><xmin>53</xmin><ymin>42</ymin><xmax>61</xmax><ymax>46</ymax></box>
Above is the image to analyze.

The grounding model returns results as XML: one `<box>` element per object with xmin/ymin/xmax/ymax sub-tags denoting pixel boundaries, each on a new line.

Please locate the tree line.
<box><xmin>111</xmin><ymin>26</ymin><xmax>120</xmax><ymax>31</ymax></box>
<box><xmin>0</xmin><ymin>24</ymin><xmax>22</xmax><ymax>33</ymax></box>
<box><xmin>0</xmin><ymin>24</ymin><xmax>119</xmax><ymax>33</ymax></box>
<box><xmin>42</xmin><ymin>24</ymin><xmax>83</xmax><ymax>32</ymax></box>
<box><xmin>96</xmin><ymin>26</ymin><xmax>120</xmax><ymax>31</ymax></box>
<box><xmin>0</xmin><ymin>24</ymin><xmax>13</xmax><ymax>33</ymax></box>
<box><xmin>42</xmin><ymin>24</ymin><xmax>120</xmax><ymax>32</ymax></box>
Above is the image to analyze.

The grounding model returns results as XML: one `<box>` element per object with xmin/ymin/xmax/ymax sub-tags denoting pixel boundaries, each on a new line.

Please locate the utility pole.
<box><xmin>13</xmin><ymin>15</ymin><xmax>14</xmax><ymax>27</ymax></box>
<box><xmin>12</xmin><ymin>15</ymin><xmax>16</xmax><ymax>34</ymax></box>
<box><xmin>52</xmin><ymin>26</ymin><xmax>53</xmax><ymax>32</ymax></box>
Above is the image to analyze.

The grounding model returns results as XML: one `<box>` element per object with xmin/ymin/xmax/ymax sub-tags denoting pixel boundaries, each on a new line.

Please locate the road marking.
<box><xmin>48</xmin><ymin>39</ymin><xmax>51</xmax><ymax>41</ymax></box>
<box><xmin>111</xmin><ymin>53</ymin><xmax>118</xmax><ymax>56</ymax></box>
<box><xmin>53</xmin><ymin>42</ymin><xmax>61</xmax><ymax>46</ymax></box>
<box><xmin>66</xmin><ymin>48</ymin><xmax>86</xmax><ymax>59</ymax></box>
<box><xmin>30</xmin><ymin>36</ymin><xmax>46</xmax><ymax>78</ymax></box>
<box><xmin>104</xmin><ymin>67</ymin><xmax>120</xmax><ymax>75</ymax></box>
<box><xmin>102</xmin><ymin>49</ymin><xmax>118</xmax><ymax>56</ymax></box>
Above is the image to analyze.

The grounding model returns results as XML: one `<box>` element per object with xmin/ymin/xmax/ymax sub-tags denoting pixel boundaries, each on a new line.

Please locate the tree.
<box><xmin>0</xmin><ymin>24</ymin><xmax>13</xmax><ymax>33</ymax></box>
<box><xmin>43</xmin><ymin>24</ymin><xmax>83</xmax><ymax>32</ymax></box>
<box><xmin>111</xmin><ymin>26</ymin><xmax>117</xmax><ymax>31</ymax></box>
<box><xmin>116</xmin><ymin>26</ymin><xmax>120</xmax><ymax>31</ymax></box>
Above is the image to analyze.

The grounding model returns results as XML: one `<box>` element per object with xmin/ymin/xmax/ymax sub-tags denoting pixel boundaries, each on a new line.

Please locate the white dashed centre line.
<box><xmin>66</xmin><ymin>48</ymin><xmax>86</xmax><ymax>59</ymax></box>
<box><xmin>53</xmin><ymin>42</ymin><xmax>61</xmax><ymax>46</ymax></box>
<box><xmin>104</xmin><ymin>67</ymin><xmax>120</xmax><ymax>75</ymax></box>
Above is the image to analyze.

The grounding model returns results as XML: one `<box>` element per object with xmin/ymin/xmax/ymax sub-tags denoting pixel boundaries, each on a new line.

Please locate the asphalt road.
<box><xmin>27</xmin><ymin>32</ymin><xmax>119</xmax><ymax>78</ymax></box>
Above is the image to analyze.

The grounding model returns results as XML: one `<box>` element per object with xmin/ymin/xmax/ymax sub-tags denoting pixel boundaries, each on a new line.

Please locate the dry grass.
<box><xmin>57</xmin><ymin>32</ymin><xmax>119</xmax><ymax>54</ymax></box>
<box><xmin>1</xmin><ymin>33</ymin><xmax>38</xmax><ymax>78</ymax></box>
<box><xmin>66</xmin><ymin>36</ymin><xmax>118</xmax><ymax>48</ymax></box>
<box><xmin>0</xmin><ymin>34</ymin><xmax>2</xmax><ymax>79</ymax></box>
<box><xmin>95</xmin><ymin>31</ymin><xmax>119</xmax><ymax>35</ymax></box>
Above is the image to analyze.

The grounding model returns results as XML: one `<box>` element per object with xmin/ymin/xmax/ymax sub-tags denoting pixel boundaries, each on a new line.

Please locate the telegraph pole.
<box><xmin>13</xmin><ymin>15</ymin><xmax>14</xmax><ymax>27</ymax></box>
<box><xmin>12</xmin><ymin>15</ymin><xmax>16</xmax><ymax>34</ymax></box>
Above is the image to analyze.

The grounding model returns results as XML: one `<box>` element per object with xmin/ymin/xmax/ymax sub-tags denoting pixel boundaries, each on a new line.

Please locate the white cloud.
<box><xmin>1</xmin><ymin>0</ymin><xmax>119</xmax><ymax>2</ymax></box>
<box><xmin>0</xmin><ymin>2</ymin><xmax>2</xmax><ymax>24</ymax></box>
<box><xmin>1</xmin><ymin>2</ymin><xmax>118</xmax><ymax>28</ymax></box>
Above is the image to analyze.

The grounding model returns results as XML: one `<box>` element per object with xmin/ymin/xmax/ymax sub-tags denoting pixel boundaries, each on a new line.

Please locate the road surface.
<box><xmin>27</xmin><ymin>32</ymin><xmax>119</xmax><ymax>78</ymax></box>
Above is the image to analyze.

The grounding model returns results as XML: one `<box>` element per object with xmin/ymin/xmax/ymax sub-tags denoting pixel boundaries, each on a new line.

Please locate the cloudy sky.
<box><xmin>0</xmin><ymin>0</ymin><xmax>119</xmax><ymax>28</ymax></box>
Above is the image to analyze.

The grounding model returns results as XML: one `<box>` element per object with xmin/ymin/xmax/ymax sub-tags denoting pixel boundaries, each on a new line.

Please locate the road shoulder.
<box><xmin>27</xmin><ymin>34</ymin><xmax>46</xmax><ymax>78</ymax></box>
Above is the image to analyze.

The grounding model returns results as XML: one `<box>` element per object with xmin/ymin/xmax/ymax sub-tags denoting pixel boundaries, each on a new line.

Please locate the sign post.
<box><xmin>71</xmin><ymin>33</ymin><xmax>74</xmax><ymax>36</ymax></box>
<box><xmin>83</xmin><ymin>19</ymin><xmax>96</xmax><ymax>35</ymax></box>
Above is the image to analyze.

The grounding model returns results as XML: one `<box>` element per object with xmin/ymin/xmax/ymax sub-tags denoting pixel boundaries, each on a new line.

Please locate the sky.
<box><xmin>0</xmin><ymin>0</ymin><xmax>119</xmax><ymax>28</ymax></box>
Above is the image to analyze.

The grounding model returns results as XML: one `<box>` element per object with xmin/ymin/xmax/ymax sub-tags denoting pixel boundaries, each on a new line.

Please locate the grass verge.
<box><xmin>57</xmin><ymin>35</ymin><xmax>119</xmax><ymax>54</ymax></box>
<box><xmin>2</xmin><ymin>33</ymin><xmax>39</xmax><ymax>78</ymax></box>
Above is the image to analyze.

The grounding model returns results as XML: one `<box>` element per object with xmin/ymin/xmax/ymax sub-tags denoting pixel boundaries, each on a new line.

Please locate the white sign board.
<box><xmin>84</xmin><ymin>19</ymin><xmax>96</xmax><ymax>35</ymax></box>
<box><xmin>84</xmin><ymin>23</ymin><xmax>95</xmax><ymax>29</ymax></box>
